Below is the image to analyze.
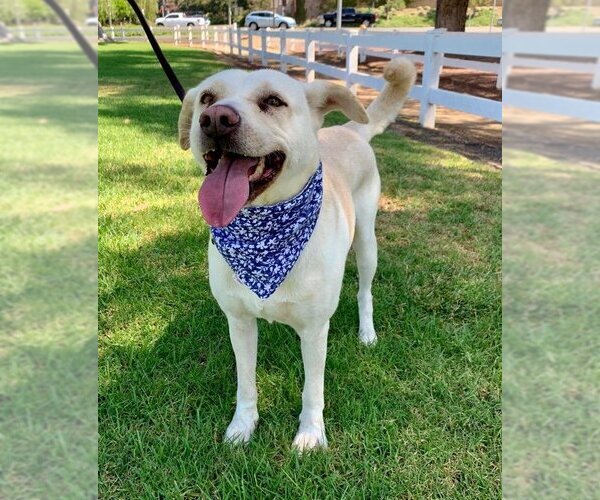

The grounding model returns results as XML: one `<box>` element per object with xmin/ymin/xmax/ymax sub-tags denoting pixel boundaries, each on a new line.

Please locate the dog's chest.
<box><xmin>208</xmin><ymin>232</ymin><xmax>347</xmax><ymax>328</ymax></box>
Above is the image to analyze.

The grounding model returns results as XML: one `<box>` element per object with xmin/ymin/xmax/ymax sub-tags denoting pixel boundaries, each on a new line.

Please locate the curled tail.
<box><xmin>346</xmin><ymin>58</ymin><xmax>416</xmax><ymax>142</ymax></box>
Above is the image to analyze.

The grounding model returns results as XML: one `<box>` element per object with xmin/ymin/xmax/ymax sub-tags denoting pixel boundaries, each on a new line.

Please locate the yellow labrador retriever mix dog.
<box><xmin>178</xmin><ymin>58</ymin><xmax>416</xmax><ymax>451</ymax></box>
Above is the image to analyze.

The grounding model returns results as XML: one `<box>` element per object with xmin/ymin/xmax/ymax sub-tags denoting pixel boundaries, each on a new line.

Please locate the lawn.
<box><xmin>99</xmin><ymin>42</ymin><xmax>501</xmax><ymax>497</ymax></box>
<box><xmin>372</xmin><ymin>7</ymin><xmax>499</xmax><ymax>29</ymax></box>
<box><xmin>503</xmin><ymin>149</ymin><xmax>600</xmax><ymax>498</ymax></box>
<box><xmin>0</xmin><ymin>43</ymin><xmax>97</xmax><ymax>497</ymax></box>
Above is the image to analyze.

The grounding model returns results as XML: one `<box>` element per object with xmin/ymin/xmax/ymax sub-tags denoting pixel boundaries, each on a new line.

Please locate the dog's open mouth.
<box><xmin>199</xmin><ymin>149</ymin><xmax>285</xmax><ymax>227</ymax></box>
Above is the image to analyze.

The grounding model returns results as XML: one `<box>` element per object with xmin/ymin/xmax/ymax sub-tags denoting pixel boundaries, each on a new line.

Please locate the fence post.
<box><xmin>345</xmin><ymin>33</ymin><xmax>359</xmax><ymax>92</ymax></box>
<box><xmin>237</xmin><ymin>26</ymin><xmax>242</xmax><ymax>56</ymax></box>
<box><xmin>261</xmin><ymin>29</ymin><xmax>268</xmax><ymax>66</ymax></box>
<box><xmin>306</xmin><ymin>32</ymin><xmax>316</xmax><ymax>83</ymax></box>
<box><xmin>317</xmin><ymin>28</ymin><xmax>323</xmax><ymax>54</ymax></box>
<box><xmin>228</xmin><ymin>23</ymin><xmax>235</xmax><ymax>54</ymax></box>
<box><xmin>188</xmin><ymin>25</ymin><xmax>193</xmax><ymax>47</ymax></box>
<box><xmin>358</xmin><ymin>26</ymin><xmax>367</xmax><ymax>63</ymax></box>
<box><xmin>419</xmin><ymin>28</ymin><xmax>445</xmax><ymax>129</ymax></box>
<box><xmin>248</xmin><ymin>29</ymin><xmax>254</xmax><ymax>63</ymax></box>
<box><xmin>500</xmin><ymin>28</ymin><xmax>517</xmax><ymax>90</ymax></box>
<box><xmin>110</xmin><ymin>24</ymin><xmax>115</xmax><ymax>39</ymax></box>
<box><xmin>120</xmin><ymin>23</ymin><xmax>125</xmax><ymax>39</ymax></box>
<box><xmin>593</xmin><ymin>58</ymin><xmax>600</xmax><ymax>90</ymax></box>
<box><xmin>280</xmin><ymin>28</ymin><xmax>287</xmax><ymax>73</ymax></box>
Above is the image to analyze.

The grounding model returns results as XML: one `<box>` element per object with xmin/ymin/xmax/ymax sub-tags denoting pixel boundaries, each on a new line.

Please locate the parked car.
<box><xmin>320</xmin><ymin>8</ymin><xmax>376</xmax><ymax>27</ymax></box>
<box><xmin>244</xmin><ymin>11</ymin><xmax>297</xmax><ymax>30</ymax></box>
<box><xmin>155</xmin><ymin>12</ymin><xmax>209</xmax><ymax>27</ymax></box>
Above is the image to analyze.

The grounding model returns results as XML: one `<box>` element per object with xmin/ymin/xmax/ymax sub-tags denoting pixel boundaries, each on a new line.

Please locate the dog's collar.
<box><xmin>210</xmin><ymin>163</ymin><xmax>323</xmax><ymax>299</ymax></box>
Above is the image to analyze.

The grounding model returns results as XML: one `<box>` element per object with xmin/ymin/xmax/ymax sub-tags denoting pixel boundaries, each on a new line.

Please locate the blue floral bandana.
<box><xmin>210</xmin><ymin>163</ymin><xmax>323</xmax><ymax>299</ymax></box>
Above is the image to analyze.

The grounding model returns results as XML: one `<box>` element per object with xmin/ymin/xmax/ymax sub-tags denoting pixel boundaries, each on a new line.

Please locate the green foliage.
<box><xmin>376</xmin><ymin>10</ymin><xmax>434</xmax><ymax>27</ymax></box>
<box><xmin>178</xmin><ymin>0</ymin><xmax>249</xmax><ymax>25</ymax></box>
<box><xmin>465</xmin><ymin>6</ymin><xmax>498</xmax><ymax>27</ymax></box>
<box><xmin>547</xmin><ymin>7</ymin><xmax>595</xmax><ymax>27</ymax></box>
<box><xmin>382</xmin><ymin>0</ymin><xmax>406</xmax><ymax>20</ymax></box>
<box><xmin>0</xmin><ymin>0</ymin><xmax>90</xmax><ymax>23</ymax></box>
<box><xmin>0</xmin><ymin>0</ymin><xmax>50</xmax><ymax>23</ymax></box>
<box><xmin>98</xmin><ymin>0</ymin><xmax>156</xmax><ymax>25</ymax></box>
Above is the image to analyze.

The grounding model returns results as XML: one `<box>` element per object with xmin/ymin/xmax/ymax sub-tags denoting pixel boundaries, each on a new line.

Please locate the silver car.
<box><xmin>244</xmin><ymin>11</ymin><xmax>297</xmax><ymax>30</ymax></box>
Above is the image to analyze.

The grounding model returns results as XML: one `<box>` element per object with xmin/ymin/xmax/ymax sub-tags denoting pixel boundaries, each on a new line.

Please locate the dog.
<box><xmin>178</xmin><ymin>58</ymin><xmax>416</xmax><ymax>451</ymax></box>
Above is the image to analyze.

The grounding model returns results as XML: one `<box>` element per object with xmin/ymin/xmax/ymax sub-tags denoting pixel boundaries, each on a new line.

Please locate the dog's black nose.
<box><xmin>200</xmin><ymin>105</ymin><xmax>240</xmax><ymax>138</ymax></box>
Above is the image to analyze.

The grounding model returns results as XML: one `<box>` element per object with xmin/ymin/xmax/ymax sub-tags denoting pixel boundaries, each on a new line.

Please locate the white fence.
<box><xmin>171</xmin><ymin>24</ymin><xmax>502</xmax><ymax>129</ymax></box>
<box><xmin>502</xmin><ymin>31</ymin><xmax>600</xmax><ymax>122</ymax></box>
<box><xmin>121</xmin><ymin>24</ymin><xmax>600</xmax><ymax>125</ymax></box>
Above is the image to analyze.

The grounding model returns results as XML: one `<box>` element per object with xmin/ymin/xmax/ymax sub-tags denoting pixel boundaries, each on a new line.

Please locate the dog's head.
<box><xmin>178</xmin><ymin>68</ymin><xmax>368</xmax><ymax>227</ymax></box>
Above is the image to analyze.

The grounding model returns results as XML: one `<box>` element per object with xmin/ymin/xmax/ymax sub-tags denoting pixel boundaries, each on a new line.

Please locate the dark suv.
<box><xmin>320</xmin><ymin>8</ymin><xmax>376</xmax><ymax>27</ymax></box>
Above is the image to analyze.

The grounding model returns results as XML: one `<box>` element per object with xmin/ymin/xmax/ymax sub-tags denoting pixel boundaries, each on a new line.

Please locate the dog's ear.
<box><xmin>304</xmin><ymin>81</ymin><xmax>369</xmax><ymax>128</ymax></box>
<box><xmin>178</xmin><ymin>87</ymin><xmax>200</xmax><ymax>150</ymax></box>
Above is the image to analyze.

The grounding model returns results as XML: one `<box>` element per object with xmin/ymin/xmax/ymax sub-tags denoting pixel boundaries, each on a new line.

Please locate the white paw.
<box><xmin>359</xmin><ymin>326</ymin><xmax>378</xmax><ymax>345</ymax></box>
<box><xmin>224</xmin><ymin>411</ymin><xmax>258</xmax><ymax>445</ymax></box>
<box><xmin>292</xmin><ymin>422</ymin><xmax>328</xmax><ymax>452</ymax></box>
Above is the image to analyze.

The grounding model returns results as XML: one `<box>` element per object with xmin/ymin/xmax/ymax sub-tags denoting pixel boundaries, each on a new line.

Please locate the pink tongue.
<box><xmin>198</xmin><ymin>154</ymin><xmax>258</xmax><ymax>227</ymax></box>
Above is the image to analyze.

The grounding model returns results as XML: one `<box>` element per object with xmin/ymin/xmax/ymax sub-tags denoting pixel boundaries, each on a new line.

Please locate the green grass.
<box><xmin>374</xmin><ymin>7</ymin><xmax>499</xmax><ymax>28</ymax></box>
<box><xmin>503</xmin><ymin>150</ymin><xmax>600</xmax><ymax>498</ymax></box>
<box><xmin>99</xmin><ymin>42</ymin><xmax>501</xmax><ymax>497</ymax></box>
<box><xmin>375</xmin><ymin>13</ymin><xmax>433</xmax><ymax>28</ymax></box>
<box><xmin>0</xmin><ymin>43</ymin><xmax>97</xmax><ymax>498</ymax></box>
<box><xmin>546</xmin><ymin>8</ymin><xmax>597</xmax><ymax>27</ymax></box>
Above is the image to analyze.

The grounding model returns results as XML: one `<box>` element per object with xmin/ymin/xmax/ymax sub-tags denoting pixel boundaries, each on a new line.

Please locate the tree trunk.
<box><xmin>503</xmin><ymin>0</ymin><xmax>551</xmax><ymax>31</ymax></box>
<box><xmin>435</xmin><ymin>0</ymin><xmax>469</xmax><ymax>32</ymax></box>
<box><xmin>295</xmin><ymin>0</ymin><xmax>306</xmax><ymax>23</ymax></box>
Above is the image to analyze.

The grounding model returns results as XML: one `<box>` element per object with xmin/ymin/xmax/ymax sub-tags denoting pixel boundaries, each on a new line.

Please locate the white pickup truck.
<box><xmin>155</xmin><ymin>12</ymin><xmax>209</xmax><ymax>27</ymax></box>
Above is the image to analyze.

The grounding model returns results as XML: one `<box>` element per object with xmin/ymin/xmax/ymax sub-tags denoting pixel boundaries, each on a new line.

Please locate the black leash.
<box><xmin>126</xmin><ymin>0</ymin><xmax>186</xmax><ymax>102</ymax></box>
<box><xmin>43</xmin><ymin>0</ymin><xmax>98</xmax><ymax>68</ymax></box>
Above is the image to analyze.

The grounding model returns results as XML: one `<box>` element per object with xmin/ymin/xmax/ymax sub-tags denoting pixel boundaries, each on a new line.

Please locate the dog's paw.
<box><xmin>359</xmin><ymin>326</ymin><xmax>378</xmax><ymax>346</ymax></box>
<box><xmin>224</xmin><ymin>412</ymin><xmax>258</xmax><ymax>445</ymax></box>
<box><xmin>292</xmin><ymin>422</ymin><xmax>328</xmax><ymax>452</ymax></box>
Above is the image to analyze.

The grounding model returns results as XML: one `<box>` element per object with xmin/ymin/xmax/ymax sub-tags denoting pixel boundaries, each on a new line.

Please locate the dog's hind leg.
<box><xmin>353</xmin><ymin>183</ymin><xmax>380</xmax><ymax>346</ymax></box>
<box><xmin>224</xmin><ymin>313</ymin><xmax>259</xmax><ymax>445</ymax></box>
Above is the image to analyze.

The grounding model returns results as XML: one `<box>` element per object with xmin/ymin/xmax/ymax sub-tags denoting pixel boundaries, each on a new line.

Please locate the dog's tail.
<box><xmin>346</xmin><ymin>58</ymin><xmax>416</xmax><ymax>142</ymax></box>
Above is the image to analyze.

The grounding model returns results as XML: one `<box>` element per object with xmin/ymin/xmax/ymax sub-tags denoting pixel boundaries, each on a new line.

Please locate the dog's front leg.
<box><xmin>293</xmin><ymin>320</ymin><xmax>329</xmax><ymax>451</ymax></box>
<box><xmin>224</xmin><ymin>313</ymin><xmax>259</xmax><ymax>445</ymax></box>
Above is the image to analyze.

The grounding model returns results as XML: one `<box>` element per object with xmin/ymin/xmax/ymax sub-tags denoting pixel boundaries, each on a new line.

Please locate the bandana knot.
<box><xmin>210</xmin><ymin>163</ymin><xmax>323</xmax><ymax>299</ymax></box>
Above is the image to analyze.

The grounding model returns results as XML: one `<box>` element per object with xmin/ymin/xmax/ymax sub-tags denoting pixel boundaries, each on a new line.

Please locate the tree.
<box><xmin>98</xmin><ymin>0</ymin><xmax>157</xmax><ymax>24</ymax></box>
<box><xmin>178</xmin><ymin>0</ymin><xmax>249</xmax><ymax>25</ymax></box>
<box><xmin>502</xmin><ymin>0</ymin><xmax>551</xmax><ymax>31</ymax></box>
<box><xmin>295</xmin><ymin>0</ymin><xmax>306</xmax><ymax>24</ymax></box>
<box><xmin>434</xmin><ymin>0</ymin><xmax>469</xmax><ymax>31</ymax></box>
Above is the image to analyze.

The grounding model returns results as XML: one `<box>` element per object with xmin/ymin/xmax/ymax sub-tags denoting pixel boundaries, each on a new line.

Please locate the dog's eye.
<box><xmin>200</xmin><ymin>92</ymin><xmax>216</xmax><ymax>106</ymax></box>
<box><xmin>262</xmin><ymin>95</ymin><xmax>286</xmax><ymax>109</ymax></box>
